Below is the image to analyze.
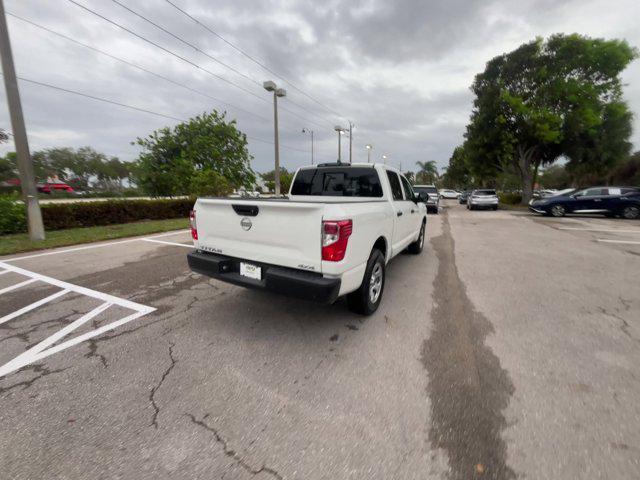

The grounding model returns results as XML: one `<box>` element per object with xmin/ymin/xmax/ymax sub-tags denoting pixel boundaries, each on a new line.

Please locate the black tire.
<box><xmin>408</xmin><ymin>221</ymin><xmax>426</xmax><ymax>254</ymax></box>
<box><xmin>621</xmin><ymin>205</ymin><xmax>640</xmax><ymax>220</ymax></box>
<box><xmin>347</xmin><ymin>249</ymin><xmax>385</xmax><ymax>315</ymax></box>
<box><xmin>469</xmin><ymin>204</ymin><xmax>474</xmax><ymax>210</ymax></box>
<box><xmin>550</xmin><ymin>204</ymin><xmax>566</xmax><ymax>217</ymax></box>
<box><xmin>492</xmin><ymin>206</ymin><xmax>498</xmax><ymax>211</ymax></box>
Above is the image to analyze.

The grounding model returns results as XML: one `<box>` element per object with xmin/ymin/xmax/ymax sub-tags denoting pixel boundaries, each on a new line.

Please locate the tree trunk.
<box><xmin>516</xmin><ymin>145</ymin><xmax>536</xmax><ymax>205</ymax></box>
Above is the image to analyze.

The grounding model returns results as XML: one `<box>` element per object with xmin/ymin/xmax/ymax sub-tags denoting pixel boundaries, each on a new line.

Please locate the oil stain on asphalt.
<box><xmin>423</xmin><ymin>211</ymin><xmax>516</xmax><ymax>480</ymax></box>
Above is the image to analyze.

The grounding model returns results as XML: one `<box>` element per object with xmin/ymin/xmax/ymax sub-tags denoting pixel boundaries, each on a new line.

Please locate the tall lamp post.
<box><xmin>263</xmin><ymin>80</ymin><xmax>286</xmax><ymax>195</ymax></box>
<box><xmin>382</xmin><ymin>154</ymin><xmax>388</xmax><ymax>164</ymax></box>
<box><xmin>347</xmin><ymin>121</ymin><xmax>354</xmax><ymax>163</ymax></box>
<box><xmin>302</xmin><ymin>128</ymin><xmax>314</xmax><ymax>165</ymax></box>
<box><xmin>365</xmin><ymin>144</ymin><xmax>372</xmax><ymax>163</ymax></box>
<box><xmin>334</xmin><ymin>125</ymin><xmax>346</xmax><ymax>162</ymax></box>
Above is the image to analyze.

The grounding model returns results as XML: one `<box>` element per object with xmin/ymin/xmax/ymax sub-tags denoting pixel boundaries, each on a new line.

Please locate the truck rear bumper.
<box><xmin>187</xmin><ymin>251</ymin><xmax>341</xmax><ymax>304</ymax></box>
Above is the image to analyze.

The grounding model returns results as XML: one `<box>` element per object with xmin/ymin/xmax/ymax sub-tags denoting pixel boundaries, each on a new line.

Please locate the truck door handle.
<box><xmin>411</xmin><ymin>209</ymin><xmax>416</xmax><ymax>213</ymax></box>
<box><xmin>397</xmin><ymin>211</ymin><xmax>403</xmax><ymax>217</ymax></box>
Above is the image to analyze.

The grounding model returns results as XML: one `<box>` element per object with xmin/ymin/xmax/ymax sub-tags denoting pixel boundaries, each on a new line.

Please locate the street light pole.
<box><xmin>334</xmin><ymin>125</ymin><xmax>345</xmax><ymax>162</ymax></box>
<box><xmin>0</xmin><ymin>0</ymin><xmax>44</xmax><ymax>240</ymax></box>
<box><xmin>365</xmin><ymin>144</ymin><xmax>372</xmax><ymax>163</ymax></box>
<box><xmin>348</xmin><ymin>121</ymin><xmax>354</xmax><ymax>164</ymax></box>
<box><xmin>302</xmin><ymin>128</ymin><xmax>314</xmax><ymax>165</ymax></box>
<box><xmin>382</xmin><ymin>154</ymin><xmax>387</xmax><ymax>164</ymax></box>
<box><xmin>263</xmin><ymin>80</ymin><xmax>286</xmax><ymax>195</ymax></box>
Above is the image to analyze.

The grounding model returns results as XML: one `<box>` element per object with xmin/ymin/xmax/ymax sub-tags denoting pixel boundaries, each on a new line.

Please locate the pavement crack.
<box><xmin>422</xmin><ymin>210</ymin><xmax>515</xmax><ymax>480</ymax></box>
<box><xmin>84</xmin><ymin>318</ymin><xmax>108</xmax><ymax>368</ymax></box>
<box><xmin>0</xmin><ymin>364</ymin><xmax>68</xmax><ymax>397</ymax></box>
<box><xmin>149</xmin><ymin>342</ymin><xmax>177</xmax><ymax>429</ymax></box>
<box><xmin>185</xmin><ymin>413</ymin><xmax>283</xmax><ymax>479</ymax></box>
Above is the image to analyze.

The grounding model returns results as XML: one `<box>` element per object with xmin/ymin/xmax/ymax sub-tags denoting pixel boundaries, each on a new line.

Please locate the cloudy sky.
<box><xmin>1</xmin><ymin>0</ymin><xmax>639</xmax><ymax>175</ymax></box>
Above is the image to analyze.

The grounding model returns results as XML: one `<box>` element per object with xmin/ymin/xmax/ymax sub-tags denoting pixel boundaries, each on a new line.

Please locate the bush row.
<box><xmin>498</xmin><ymin>192</ymin><xmax>523</xmax><ymax>205</ymax></box>
<box><xmin>0</xmin><ymin>196</ymin><xmax>193</xmax><ymax>234</ymax></box>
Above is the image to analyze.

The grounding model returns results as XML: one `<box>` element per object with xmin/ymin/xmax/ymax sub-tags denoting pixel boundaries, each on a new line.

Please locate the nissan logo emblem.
<box><xmin>240</xmin><ymin>217</ymin><xmax>252</xmax><ymax>231</ymax></box>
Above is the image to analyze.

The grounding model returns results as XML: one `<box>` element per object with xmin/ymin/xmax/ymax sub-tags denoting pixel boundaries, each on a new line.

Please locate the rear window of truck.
<box><xmin>291</xmin><ymin>167</ymin><xmax>383</xmax><ymax>197</ymax></box>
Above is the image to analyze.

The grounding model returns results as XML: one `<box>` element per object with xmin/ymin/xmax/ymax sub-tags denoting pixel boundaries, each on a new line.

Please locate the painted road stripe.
<box><xmin>0</xmin><ymin>270</ymin><xmax>10</xmax><ymax>275</ymax></box>
<box><xmin>0</xmin><ymin>289</ymin><xmax>70</xmax><ymax>326</ymax></box>
<box><xmin>596</xmin><ymin>239</ymin><xmax>640</xmax><ymax>245</ymax></box>
<box><xmin>560</xmin><ymin>227</ymin><xmax>640</xmax><ymax>234</ymax></box>
<box><xmin>0</xmin><ymin>261</ymin><xmax>155</xmax><ymax>312</ymax></box>
<box><xmin>2</xmin><ymin>229</ymin><xmax>190</xmax><ymax>262</ymax></box>
<box><xmin>0</xmin><ymin>278</ymin><xmax>38</xmax><ymax>295</ymax></box>
<box><xmin>142</xmin><ymin>238</ymin><xmax>194</xmax><ymax>248</ymax></box>
<box><xmin>0</xmin><ymin>302</ymin><xmax>112</xmax><ymax>377</ymax></box>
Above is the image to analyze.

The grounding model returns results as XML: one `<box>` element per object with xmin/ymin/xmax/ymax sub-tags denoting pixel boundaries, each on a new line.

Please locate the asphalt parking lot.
<box><xmin>1</xmin><ymin>202</ymin><xmax>639</xmax><ymax>479</ymax></box>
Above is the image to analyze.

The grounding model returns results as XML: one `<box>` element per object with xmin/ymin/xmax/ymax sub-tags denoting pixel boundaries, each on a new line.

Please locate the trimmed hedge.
<box><xmin>41</xmin><ymin>199</ymin><xmax>194</xmax><ymax>230</ymax></box>
<box><xmin>0</xmin><ymin>198</ymin><xmax>193</xmax><ymax>234</ymax></box>
<box><xmin>498</xmin><ymin>192</ymin><xmax>523</xmax><ymax>205</ymax></box>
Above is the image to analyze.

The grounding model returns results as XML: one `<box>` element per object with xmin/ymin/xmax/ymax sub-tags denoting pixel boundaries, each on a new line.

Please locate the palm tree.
<box><xmin>415</xmin><ymin>160</ymin><xmax>439</xmax><ymax>184</ymax></box>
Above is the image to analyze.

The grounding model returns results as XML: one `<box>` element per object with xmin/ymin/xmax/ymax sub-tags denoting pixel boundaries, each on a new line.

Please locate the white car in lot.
<box><xmin>188</xmin><ymin>163</ymin><xmax>427</xmax><ymax>315</ymax></box>
<box><xmin>467</xmin><ymin>189</ymin><xmax>499</xmax><ymax>210</ymax></box>
<box><xmin>439</xmin><ymin>189</ymin><xmax>459</xmax><ymax>199</ymax></box>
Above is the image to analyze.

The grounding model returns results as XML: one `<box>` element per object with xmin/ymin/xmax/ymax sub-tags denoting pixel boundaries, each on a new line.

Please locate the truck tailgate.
<box><xmin>194</xmin><ymin>198</ymin><xmax>324</xmax><ymax>272</ymax></box>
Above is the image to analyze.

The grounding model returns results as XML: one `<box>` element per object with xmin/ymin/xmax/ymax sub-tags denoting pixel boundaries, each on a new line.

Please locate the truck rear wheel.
<box><xmin>408</xmin><ymin>222</ymin><xmax>425</xmax><ymax>254</ymax></box>
<box><xmin>347</xmin><ymin>249</ymin><xmax>385</xmax><ymax>315</ymax></box>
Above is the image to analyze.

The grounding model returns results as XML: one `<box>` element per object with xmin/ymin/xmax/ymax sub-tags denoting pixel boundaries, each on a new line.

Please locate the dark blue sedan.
<box><xmin>529</xmin><ymin>187</ymin><xmax>640</xmax><ymax>219</ymax></box>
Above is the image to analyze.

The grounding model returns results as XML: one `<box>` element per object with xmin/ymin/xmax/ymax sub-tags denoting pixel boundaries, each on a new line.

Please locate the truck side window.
<box><xmin>400</xmin><ymin>175</ymin><xmax>414</xmax><ymax>201</ymax></box>
<box><xmin>386</xmin><ymin>171</ymin><xmax>403</xmax><ymax>201</ymax></box>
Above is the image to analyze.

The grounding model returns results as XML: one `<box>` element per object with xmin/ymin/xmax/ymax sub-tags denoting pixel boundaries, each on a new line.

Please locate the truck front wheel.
<box><xmin>347</xmin><ymin>249</ymin><xmax>385</xmax><ymax>315</ymax></box>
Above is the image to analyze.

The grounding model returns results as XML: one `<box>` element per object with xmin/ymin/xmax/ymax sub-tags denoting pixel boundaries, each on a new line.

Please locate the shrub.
<box><xmin>189</xmin><ymin>170</ymin><xmax>233</xmax><ymax>197</ymax></box>
<box><xmin>498</xmin><ymin>192</ymin><xmax>523</xmax><ymax>205</ymax></box>
<box><xmin>40</xmin><ymin>198</ymin><xmax>194</xmax><ymax>230</ymax></box>
<box><xmin>0</xmin><ymin>193</ymin><xmax>27</xmax><ymax>234</ymax></box>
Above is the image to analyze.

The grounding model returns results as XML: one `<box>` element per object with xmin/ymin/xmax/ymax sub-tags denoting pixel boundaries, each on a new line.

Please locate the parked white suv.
<box><xmin>188</xmin><ymin>163</ymin><xmax>427</xmax><ymax>315</ymax></box>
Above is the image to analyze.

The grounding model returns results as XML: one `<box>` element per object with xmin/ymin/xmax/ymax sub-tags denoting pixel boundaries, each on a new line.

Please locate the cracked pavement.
<box><xmin>0</xmin><ymin>206</ymin><xmax>639</xmax><ymax>479</ymax></box>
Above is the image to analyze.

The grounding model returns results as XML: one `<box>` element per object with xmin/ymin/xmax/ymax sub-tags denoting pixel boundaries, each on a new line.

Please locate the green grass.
<box><xmin>499</xmin><ymin>203</ymin><xmax>530</xmax><ymax>211</ymax></box>
<box><xmin>0</xmin><ymin>218</ymin><xmax>189</xmax><ymax>256</ymax></box>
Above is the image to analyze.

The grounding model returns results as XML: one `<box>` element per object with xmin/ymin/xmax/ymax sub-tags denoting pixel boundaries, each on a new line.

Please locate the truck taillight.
<box><xmin>322</xmin><ymin>220</ymin><xmax>352</xmax><ymax>262</ymax></box>
<box><xmin>189</xmin><ymin>210</ymin><xmax>198</xmax><ymax>240</ymax></box>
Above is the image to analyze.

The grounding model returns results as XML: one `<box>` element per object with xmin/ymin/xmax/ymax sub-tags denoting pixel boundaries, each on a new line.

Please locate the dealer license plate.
<box><xmin>240</xmin><ymin>262</ymin><xmax>261</xmax><ymax>280</ymax></box>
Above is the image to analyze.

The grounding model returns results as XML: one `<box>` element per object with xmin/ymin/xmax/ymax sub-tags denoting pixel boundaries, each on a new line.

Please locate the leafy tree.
<box><xmin>261</xmin><ymin>167</ymin><xmax>294</xmax><ymax>193</ymax></box>
<box><xmin>0</xmin><ymin>152</ymin><xmax>17</xmax><ymax>182</ymax></box>
<box><xmin>403</xmin><ymin>171</ymin><xmax>415</xmax><ymax>183</ymax></box>
<box><xmin>465</xmin><ymin>34</ymin><xmax>637</xmax><ymax>203</ymax></box>
<box><xmin>415</xmin><ymin>160</ymin><xmax>439</xmax><ymax>184</ymax></box>
<box><xmin>189</xmin><ymin>170</ymin><xmax>233</xmax><ymax>197</ymax></box>
<box><xmin>440</xmin><ymin>146</ymin><xmax>472</xmax><ymax>188</ymax></box>
<box><xmin>133</xmin><ymin>111</ymin><xmax>255</xmax><ymax>196</ymax></box>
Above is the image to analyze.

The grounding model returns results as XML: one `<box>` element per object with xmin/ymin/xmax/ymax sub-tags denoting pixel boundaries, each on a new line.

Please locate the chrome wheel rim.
<box><xmin>369</xmin><ymin>263</ymin><xmax>383</xmax><ymax>304</ymax></box>
<box><xmin>551</xmin><ymin>205</ymin><xmax>565</xmax><ymax>217</ymax></box>
<box><xmin>623</xmin><ymin>206</ymin><xmax>639</xmax><ymax>219</ymax></box>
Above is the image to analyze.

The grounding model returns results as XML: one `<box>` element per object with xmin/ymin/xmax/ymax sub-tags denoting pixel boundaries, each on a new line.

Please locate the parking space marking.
<box><xmin>0</xmin><ymin>289</ymin><xmax>70</xmax><ymax>326</ymax></box>
<box><xmin>0</xmin><ymin>269</ymin><xmax>11</xmax><ymax>275</ymax></box>
<box><xmin>2</xmin><ymin>229</ymin><xmax>190</xmax><ymax>263</ymax></box>
<box><xmin>0</xmin><ymin>261</ymin><xmax>155</xmax><ymax>378</ymax></box>
<box><xmin>142</xmin><ymin>238</ymin><xmax>194</xmax><ymax>248</ymax></box>
<box><xmin>596</xmin><ymin>239</ymin><xmax>640</xmax><ymax>245</ymax></box>
<box><xmin>0</xmin><ymin>278</ymin><xmax>38</xmax><ymax>295</ymax></box>
<box><xmin>560</xmin><ymin>227</ymin><xmax>640</xmax><ymax>234</ymax></box>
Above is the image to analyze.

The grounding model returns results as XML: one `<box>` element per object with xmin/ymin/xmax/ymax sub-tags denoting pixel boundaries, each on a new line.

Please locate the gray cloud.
<box><xmin>0</xmin><ymin>0</ymin><xmax>638</xmax><ymax>176</ymax></box>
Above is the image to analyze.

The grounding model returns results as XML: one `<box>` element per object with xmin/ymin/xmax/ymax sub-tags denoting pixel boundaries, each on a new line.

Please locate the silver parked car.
<box><xmin>467</xmin><ymin>189</ymin><xmax>499</xmax><ymax>210</ymax></box>
<box><xmin>413</xmin><ymin>184</ymin><xmax>439</xmax><ymax>214</ymax></box>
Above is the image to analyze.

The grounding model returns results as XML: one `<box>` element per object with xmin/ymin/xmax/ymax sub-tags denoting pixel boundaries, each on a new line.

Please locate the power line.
<box><xmin>14</xmin><ymin>75</ymin><xmax>318</xmax><ymax>155</ymax></box>
<box><xmin>7</xmin><ymin>12</ymin><xmax>271</xmax><ymax>123</ymax></box>
<box><xmin>163</xmin><ymin>0</ymin><xmax>347</xmax><ymax>121</ymax></box>
<box><xmin>66</xmin><ymin>0</ymin><xmax>265</xmax><ymax>103</ymax></box>
<box><xmin>108</xmin><ymin>0</ymin><xmax>335</xmax><ymax>130</ymax></box>
<box><xmin>109</xmin><ymin>0</ymin><xmax>261</xmax><ymax>88</ymax></box>
<box><xmin>66</xmin><ymin>0</ymin><xmax>331</xmax><ymax>131</ymax></box>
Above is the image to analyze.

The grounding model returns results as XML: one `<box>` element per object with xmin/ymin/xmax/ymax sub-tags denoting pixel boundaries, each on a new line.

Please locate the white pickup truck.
<box><xmin>187</xmin><ymin>163</ymin><xmax>427</xmax><ymax>314</ymax></box>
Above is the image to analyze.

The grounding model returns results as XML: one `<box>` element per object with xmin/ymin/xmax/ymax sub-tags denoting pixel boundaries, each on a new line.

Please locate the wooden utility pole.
<box><xmin>0</xmin><ymin>0</ymin><xmax>44</xmax><ymax>240</ymax></box>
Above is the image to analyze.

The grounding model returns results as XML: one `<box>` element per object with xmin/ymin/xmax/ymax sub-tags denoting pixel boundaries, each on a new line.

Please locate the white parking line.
<box><xmin>560</xmin><ymin>227</ymin><xmax>640</xmax><ymax>234</ymax></box>
<box><xmin>0</xmin><ymin>270</ymin><xmax>10</xmax><ymax>275</ymax></box>
<box><xmin>0</xmin><ymin>278</ymin><xmax>38</xmax><ymax>295</ymax></box>
<box><xmin>2</xmin><ymin>229</ymin><xmax>190</xmax><ymax>263</ymax></box>
<box><xmin>0</xmin><ymin>261</ymin><xmax>155</xmax><ymax>378</ymax></box>
<box><xmin>142</xmin><ymin>238</ymin><xmax>194</xmax><ymax>248</ymax></box>
<box><xmin>596</xmin><ymin>239</ymin><xmax>640</xmax><ymax>245</ymax></box>
<box><xmin>0</xmin><ymin>289</ymin><xmax>69</xmax><ymax>326</ymax></box>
